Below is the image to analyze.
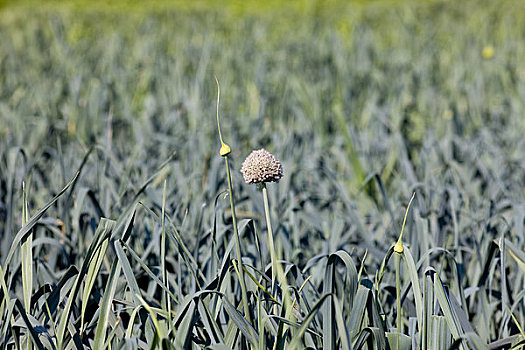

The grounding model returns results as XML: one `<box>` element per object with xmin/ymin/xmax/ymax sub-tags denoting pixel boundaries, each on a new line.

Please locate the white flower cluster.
<box><xmin>240</xmin><ymin>148</ymin><xmax>283</xmax><ymax>184</ymax></box>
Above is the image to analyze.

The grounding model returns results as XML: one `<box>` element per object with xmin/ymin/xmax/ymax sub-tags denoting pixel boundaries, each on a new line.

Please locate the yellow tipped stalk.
<box><xmin>214</xmin><ymin>77</ymin><xmax>254</xmax><ymax>341</ymax></box>
<box><xmin>393</xmin><ymin>192</ymin><xmax>415</xmax><ymax>340</ymax></box>
<box><xmin>394</xmin><ymin>192</ymin><xmax>416</xmax><ymax>254</ymax></box>
<box><xmin>214</xmin><ymin>76</ymin><xmax>232</xmax><ymax>157</ymax></box>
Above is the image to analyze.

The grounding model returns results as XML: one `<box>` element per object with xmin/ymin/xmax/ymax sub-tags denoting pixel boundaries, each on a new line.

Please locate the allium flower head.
<box><xmin>240</xmin><ymin>149</ymin><xmax>283</xmax><ymax>184</ymax></box>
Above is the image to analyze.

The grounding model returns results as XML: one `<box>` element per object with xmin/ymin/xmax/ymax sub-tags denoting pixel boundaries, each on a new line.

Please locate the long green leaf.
<box><xmin>92</xmin><ymin>250</ymin><xmax>122</xmax><ymax>349</ymax></box>
<box><xmin>4</xmin><ymin>172</ymin><xmax>79</xmax><ymax>266</ymax></box>
<box><xmin>114</xmin><ymin>241</ymin><xmax>142</xmax><ymax>305</ymax></box>
<box><xmin>21</xmin><ymin>185</ymin><xmax>32</xmax><ymax>314</ymax></box>
<box><xmin>222</xmin><ymin>296</ymin><xmax>259</xmax><ymax>347</ymax></box>
<box><xmin>352</xmin><ymin>327</ymin><xmax>384</xmax><ymax>350</ymax></box>
<box><xmin>288</xmin><ymin>293</ymin><xmax>331</xmax><ymax>350</ymax></box>
<box><xmin>56</xmin><ymin>218</ymin><xmax>115</xmax><ymax>350</ymax></box>
<box><xmin>14</xmin><ymin>300</ymin><xmax>45</xmax><ymax>350</ymax></box>
<box><xmin>333</xmin><ymin>297</ymin><xmax>352</xmax><ymax>350</ymax></box>
<box><xmin>81</xmin><ymin>236</ymin><xmax>109</xmax><ymax>331</ymax></box>
<box><xmin>120</xmin><ymin>240</ymin><xmax>179</xmax><ymax>303</ymax></box>
<box><xmin>348</xmin><ymin>285</ymin><xmax>369</xmax><ymax>340</ymax></box>
<box><xmin>402</xmin><ymin>246</ymin><xmax>423</xmax><ymax>340</ymax></box>
<box><xmin>431</xmin><ymin>269</ymin><xmax>465</xmax><ymax>348</ymax></box>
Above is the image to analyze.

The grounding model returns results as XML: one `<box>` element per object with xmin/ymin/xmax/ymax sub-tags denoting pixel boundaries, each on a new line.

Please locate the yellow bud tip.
<box><xmin>482</xmin><ymin>46</ymin><xmax>494</xmax><ymax>59</ymax></box>
<box><xmin>394</xmin><ymin>242</ymin><xmax>404</xmax><ymax>254</ymax></box>
<box><xmin>220</xmin><ymin>143</ymin><xmax>231</xmax><ymax>157</ymax></box>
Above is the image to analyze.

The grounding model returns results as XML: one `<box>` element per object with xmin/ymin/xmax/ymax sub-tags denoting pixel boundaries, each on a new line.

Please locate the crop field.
<box><xmin>1</xmin><ymin>0</ymin><xmax>525</xmax><ymax>349</ymax></box>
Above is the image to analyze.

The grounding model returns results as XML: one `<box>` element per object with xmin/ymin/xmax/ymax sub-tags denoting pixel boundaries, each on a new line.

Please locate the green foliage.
<box><xmin>1</xmin><ymin>0</ymin><xmax>525</xmax><ymax>348</ymax></box>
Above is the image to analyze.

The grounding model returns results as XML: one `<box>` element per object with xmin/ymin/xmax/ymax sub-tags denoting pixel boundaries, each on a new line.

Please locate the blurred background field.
<box><xmin>1</xmin><ymin>0</ymin><xmax>525</xmax><ymax>348</ymax></box>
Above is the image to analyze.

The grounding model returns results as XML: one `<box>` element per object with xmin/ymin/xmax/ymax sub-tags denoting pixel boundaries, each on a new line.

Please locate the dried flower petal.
<box><xmin>240</xmin><ymin>149</ymin><xmax>283</xmax><ymax>184</ymax></box>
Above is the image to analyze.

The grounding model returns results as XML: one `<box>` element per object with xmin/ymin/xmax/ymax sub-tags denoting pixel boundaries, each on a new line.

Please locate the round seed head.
<box><xmin>240</xmin><ymin>149</ymin><xmax>283</xmax><ymax>184</ymax></box>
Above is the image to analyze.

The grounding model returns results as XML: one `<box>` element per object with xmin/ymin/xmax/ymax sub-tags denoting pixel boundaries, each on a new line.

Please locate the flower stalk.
<box><xmin>262</xmin><ymin>184</ymin><xmax>277</xmax><ymax>288</ymax></box>
<box><xmin>214</xmin><ymin>78</ymin><xmax>253</xmax><ymax>329</ymax></box>
<box><xmin>240</xmin><ymin>148</ymin><xmax>283</xmax><ymax>289</ymax></box>
<box><xmin>394</xmin><ymin>192</ymin><xmax>415</xmax><ymax>340</ymax></box>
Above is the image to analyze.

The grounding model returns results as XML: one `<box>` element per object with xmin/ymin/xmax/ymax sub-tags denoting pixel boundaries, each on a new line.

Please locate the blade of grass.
<box><xmin>0</xmin><ymin>298</ymin><xmax>16</xmax><ymax>350</ymax></box>
<box><xmin>430</xmin><ymin>268</ymin><xmax>465</xmax><ymax>349</ymax></box>
<box><xmin>173</xmin><ymin>296</ymin><xmax>198</xmax><ymax>348</ymax></box>
<box><xmin>36</xmin><ymin>266</ymin><xmax>78</xmax><ymax>321</ymax></box>
<box><xmin>93</xmin><ymin>253</ymin><xmax>122</xmax><ymax>349</ymax></box>
<box><xmin>135</xmin><ymin>294</ymin><xmax>168</xmax><ymax>341</ymax></box>
<box><xmin>139</xmin><ymin>203</ymin><xmax>205</xmax><ymax>287</ymax></box>
<box><xmin>81</xmin><ymin>236</ymin><xmax>109</xmax><ymax>333</ymax></box>
<box><xmin>322</xmin><ymin>251</ymin><xmax>358</xmax><ymax>350</ymax></box>
<box><xmin>14</xmin><ymin>300</ymin><xmax>45</xmax><ymax>350</ymax></box>
<box><xmin>0</xmin><ymin>265</ymin><xmax>16</xmax><ymax>350</ymax></box>
<box><xmin>120</xmin><ymin>240</ymin><xmax>179</xmax><ymax>304</ymax></box>
<box><xmin>114</xmin><ymin>241</ymin><xmax>142</xmax><ymax>305</ymax></box>
<box><xmin>221</xmin><ymin>290</ymin><xmax>259</xmax><ymax>347</ymax></box>
<box><xmin>352</xmin><ymin>327</ymin><xmax>385</xmax><ymax>350</ymax></box>
<box><xmin>347</xmin><ymin>285</ymin><xmax>369</xmax><ymax>340</ymax></box>
<box><xmin>4</xmin><ymin>171</ymin><xmax>79</xmax><ymax>267</ymax></box>
<box><xmin>401</xmin><ymin>246</ymin><xmax>423</xmax><ymax>341</ymax></box>
<box><xmin>288</xmin><ymin>293</ymin><xmax>331</xmax><ymax>350</ymax></box>
<box><xmin>423</xmin><ymin>268</ymin><xmax>434</xmax><ymax>350</ymax></box>
<box><xmin>125</xmin><ymin>305</ymin><xmax>143</xmax><ymax>339</ymax></box>
<box><xmin>56</xmin><ymin>218</ymin><xmax>115</xmax><ymax>350</ymax></box>
<box><xmin>196</xmin><ymin>299</ymin><xmax>225</xmax><ymax>345</ymax></box>
<box><xmin>333</xmin><ymin>297</ymin><xmax>352</xmax><ymax>350</ymax></box>
<box><xmin>20</xmin><ymin>183</ymin><xmax>33</xmax><ymax>350</ymax></box>
<box><xmin>160</xmin><ymin>180</ymin><xmax>171</xmax><ymax>326</ymax></box>
<box><xmin>386</xmin><ymin>332</ymin><xmax>411</xmax><ymax>350</ymax></box>
<box><xmin>20</xmin><ymin>183</ymin><xmax>32</xmax><ymax>313</ymax></box>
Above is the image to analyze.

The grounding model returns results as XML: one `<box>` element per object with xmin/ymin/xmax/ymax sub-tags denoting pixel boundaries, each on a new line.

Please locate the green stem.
<box><xmin>262</xmin><ymin>185</ymin><xmax>293</xmax><ymax>350</ymax></box>
<box><xmin>258</xmin><ymin>293</ymin><xmax>265</xmax><ymax>350</ymax></box>
<box><xmin>394</xmin><ymin>192</ymin><xmax>416</xmax><ymax>251</ymax></box>
<box><xmin>395</xmin><ymin>252</ymin><xmax>402</xmax><ymax>344</ymax></box>
<box><xmin>22</xmin><ymin>183</ymin><xmax>33</xmax><ymax>350</ymax></box>
<box><xmin>160</xmin><ymin>180</ymin><xmax>171</xmax><ymax>325</ymax></box>
<box><xmin>225</xmin><ymin>157</ymin><xmax>253</xmax><ymax>327</ymax></box>
<box><xmin>215</xmin><ymin>78</ymin><xmax>254</xmax><ymax>348</ymax></box>
<box><xmin>215</xmin><ymin>76</ymin><xmax>225</xmax><ymax>145</ymax></box>
<box><xmin>262</xmin><ymin>185</ymin><xmax>277</xmax><ymax>290</ymax></box>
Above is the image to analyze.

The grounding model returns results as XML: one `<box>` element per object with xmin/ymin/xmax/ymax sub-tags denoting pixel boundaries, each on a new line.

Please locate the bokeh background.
<box><xmin>1</xmin><ymin>0</ymin><xmax>525</xmax><ymax>348</ymax></box>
